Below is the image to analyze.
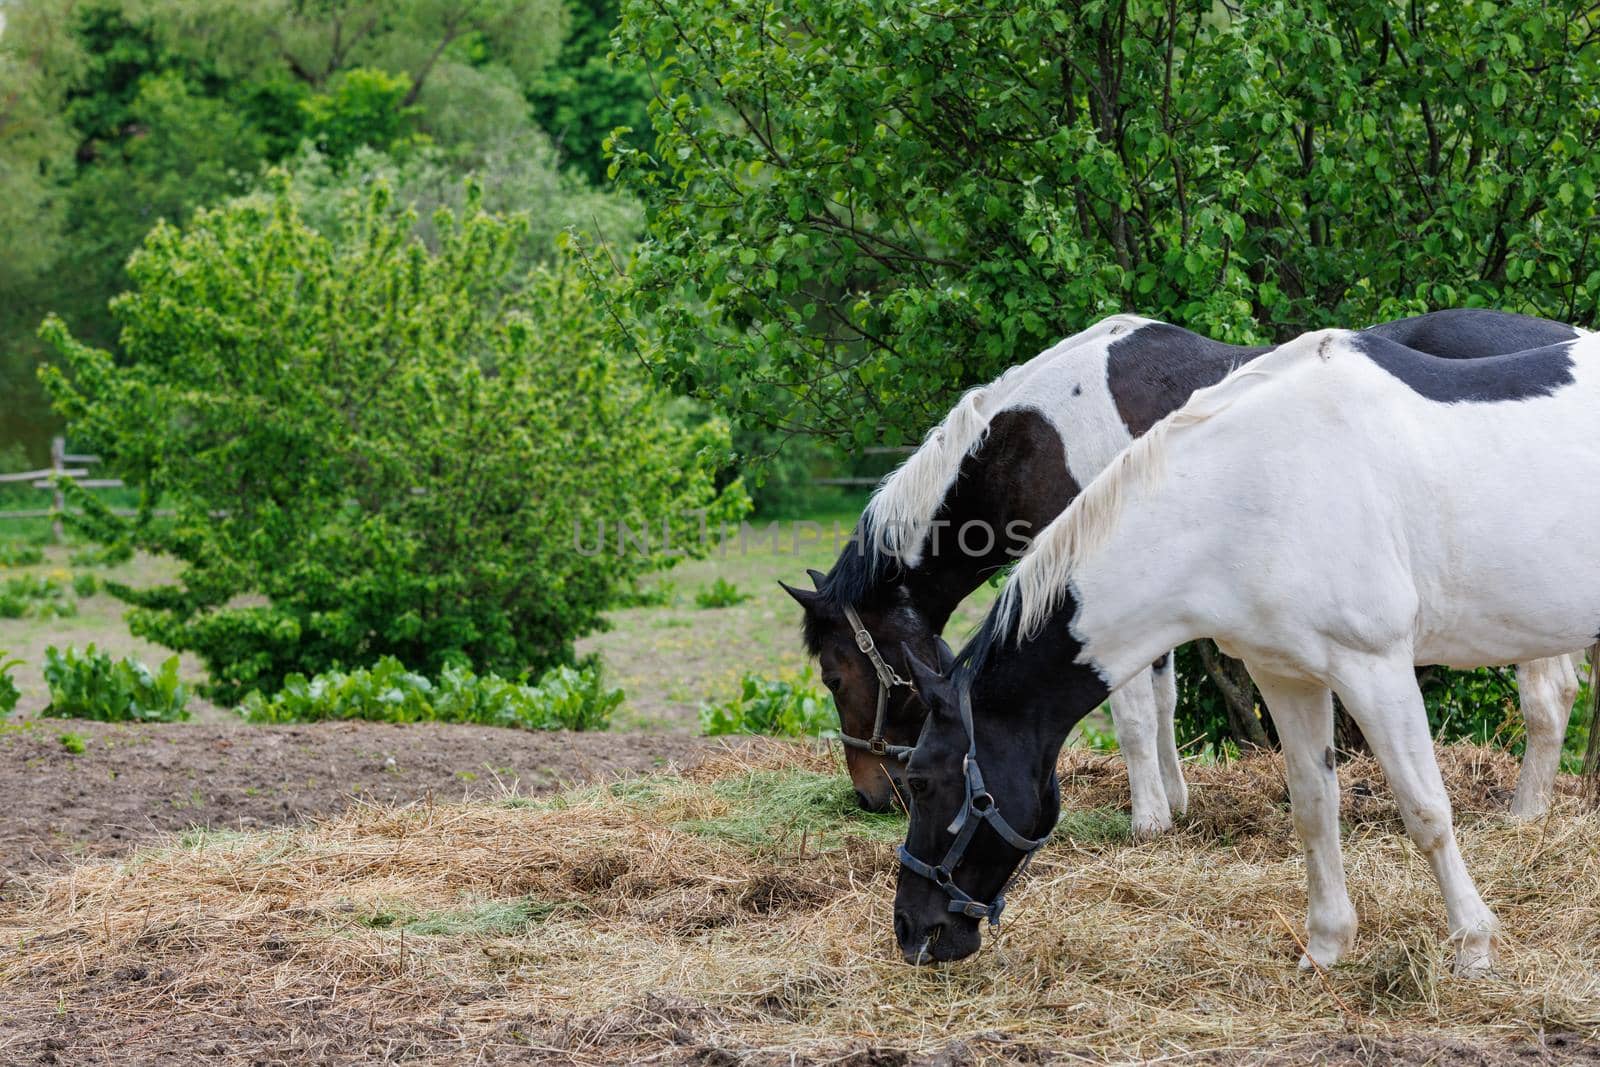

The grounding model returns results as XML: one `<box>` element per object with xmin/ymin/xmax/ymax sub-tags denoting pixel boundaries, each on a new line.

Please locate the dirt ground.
<box><xmin>2</xmin><ymin>738</ymin><xmax>1599</xmax><ymax>1065</ymax></box>
<box><xmin>0</xmin><ymin>718</ymin><xmax>719</xmax><ymax>880</ymax></box>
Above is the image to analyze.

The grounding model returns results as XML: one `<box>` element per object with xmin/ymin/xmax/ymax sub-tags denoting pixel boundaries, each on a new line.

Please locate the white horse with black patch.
<box><xmin>891</xmin><ymin>327</ymin><xmax>1599</xmax><ymax>973</ymax></box>
<box><xmin>789</xmin><ymin>309</ymin><xmax>1583</xmax><ymax>831</ymax></box>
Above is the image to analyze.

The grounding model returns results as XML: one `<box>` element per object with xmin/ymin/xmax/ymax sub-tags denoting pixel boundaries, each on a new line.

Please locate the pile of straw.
<box><xmin>2</xmin><ymin>740</ymin><xmax>1598</xmax><ymax>1063</ymax></box>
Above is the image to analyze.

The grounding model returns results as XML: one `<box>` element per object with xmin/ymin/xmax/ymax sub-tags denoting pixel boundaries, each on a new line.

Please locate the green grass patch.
<box><xmin>405</xmin><ymin>898</ymin><xmax>562</xmax><ymax>936</ymax></box>
<box><xmin>1056</xmin><ymin>806</ymin><xmax>1132</xmax><ymax>845</ymax></box>
<box><xmin>675</xmin><ymin>768</ymin><xmax>905</xmax><ymax>849</ymax></box>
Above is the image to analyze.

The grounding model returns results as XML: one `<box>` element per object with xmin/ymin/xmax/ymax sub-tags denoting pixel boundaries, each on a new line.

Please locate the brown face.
<box><xmin>783</xmin><ymin>577</ymin><xmax>950</xmax><ymax>812</ymax></box>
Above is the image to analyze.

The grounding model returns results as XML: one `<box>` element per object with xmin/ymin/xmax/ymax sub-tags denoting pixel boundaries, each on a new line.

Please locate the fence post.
<box><xmin>50</xmin><ymin>435</ymin><xmax>64</xmax><ymax>544</ymax></box>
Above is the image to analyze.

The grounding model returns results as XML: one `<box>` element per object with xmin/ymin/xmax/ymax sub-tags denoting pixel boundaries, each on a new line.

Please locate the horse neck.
<box><xmin>968</xmin><ymin>597</ymin><xmax>1112</xmax><ymax>758</ymax></box>
<box><xmin>1019</xmin><ymin>466</ymin><xmax>1215</xmax><ymax>692</ymax></box>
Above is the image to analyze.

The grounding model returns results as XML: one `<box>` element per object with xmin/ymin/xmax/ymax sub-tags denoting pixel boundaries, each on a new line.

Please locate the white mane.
<box><xmin>997</xmin><ymin>328</ymin><xmax>1349</xmax><ymax>641</ymax></box>
<box><xmin>863</xmin><ymin>314</ymin><xmax>1147</xmax><ymax>567</ymax></box>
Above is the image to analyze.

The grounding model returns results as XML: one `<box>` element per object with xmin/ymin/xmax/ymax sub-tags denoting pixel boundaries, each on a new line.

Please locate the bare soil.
<box><xmin>0</xmin><ymin>718</ymin><xmax>718</xmax><ymax>879</ymax></box>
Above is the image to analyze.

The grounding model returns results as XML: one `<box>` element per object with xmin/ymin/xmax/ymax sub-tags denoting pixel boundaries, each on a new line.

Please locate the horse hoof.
<box><xmin>1453</xmin><ymin>944</ymin><xmax>1495</xmax><ymax>977</ymax></box>
<box><xmin>1507</xmin><ymin>793</ymin><xmax>1549</xmax><ymax>820</ymax></box>
<box><xmin>1130</xmin><ymin>814</ymin><xmax>1174</xmax><ymax>840</ymax></box>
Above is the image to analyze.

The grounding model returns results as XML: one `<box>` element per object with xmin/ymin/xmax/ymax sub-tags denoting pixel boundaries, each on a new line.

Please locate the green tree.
<box><xmin>40</xmin><ymin>171</ymin><xmax>743</xmax><ymax>702</ymax></box>
<box><xmin>527</xmin><ymin>0</ymin><xmax>652</xmax><ymax>184</ymax></box>
<box><xmin>61</xmin><ymin>69</ymin><xmax>270</xmax><ymax>347</ymax></box>
<box><xmin>609</xmin><ymin>0</ymin><xmax>1600</xmax><ymax>445</ymax></box>
<box><xmin>0</xmin><ymin>0</ymin><xmax>86</xmax><ymax>455</ymax></box>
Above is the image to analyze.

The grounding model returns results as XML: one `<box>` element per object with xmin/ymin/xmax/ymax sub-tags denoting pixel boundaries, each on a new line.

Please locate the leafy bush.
<box><xmin>694</xmin><ymin>578</ymin><xmax>750</xmax><ymax>610</ymax></box>
<box><xmin>613</xmin><ymin>579</ymin><xmax>676</xmax><ymax>609</ymax></box>
<box><xmin>41</xmin><ymin>171</ymin><xmax>744</xmax><ymax>703</ymax></box>
<box><xmin>72</xmin><ymin>572</ymin><xmax>98</xmax><ymax>598</ymax></box>
<box><xmin>42</xmin><ymin>644</ymin><xmax>190</xmax><ymax>723</ymax></box>
<box><xmin>612</xmin><ymin>0</ymin><xmax>1600</xmax><ymax>445</ymax></box>
<box><xmin>1176</xmin><ymin>649</ymin><xmax>1588</xmax><ymax>759</ymax></box>
<box><xmin>0</xmin><ymin>542</ymin><xmax>44</xmax><ymax>567</ymax></box>
<box><xmin>699</xmin><ymin>671</ymin><xmax>833</xmax><ymax>738</ymax></box>
<box><xmin>58</xmin><ymin>731</ymin><xmax>87</xmax><ymax>755</ymax></box>
<box><xmin>239</xmin><ymin>658</ymin><xmax>622</xmax><ymax>732</ymax></box>
<box><xmin>0</xmin><ymin>652</ymin><xmax>23</xmax><ymax>718</ymax></box>
<box><xmin>0</xmin><ymin>575</ymin><xmax>74</xmax><ymax>620</ymax></box>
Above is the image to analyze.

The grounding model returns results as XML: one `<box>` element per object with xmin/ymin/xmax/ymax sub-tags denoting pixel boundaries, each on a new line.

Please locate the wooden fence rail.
<box><xmin>812</xmin><ymin>445</ymin><xmax>914</xmax><ymax>488</ymax></box>
<box><xmin>0</xmin><ymin>436</ymin><xmax>127</xmax><ymax>541</ymax></box>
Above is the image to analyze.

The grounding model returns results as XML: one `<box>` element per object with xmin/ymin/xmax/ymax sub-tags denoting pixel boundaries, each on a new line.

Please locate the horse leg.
<box><xmin>1334</xmin><ymin>656</ymin><xmax>1498</xmax><ymax>975</ymax></box>
<box><xmin>1246</xmin><ymin>666</ymin><xmax>1356</xmax><ymax>968</ymax></box>
<box><xmin>1510</xmin><ymin>655</ymin><xmax>1579</xmax><ymax>818</ymax></box>
<box><xmin>1108</xmin><ymin>668</ymin><xmax>1174</xmax><ymax>837</ymax></box>
<box><xmin>1151</xmin><ymin>651</ymin><xmax>1188</xmax><ymax>817</ymax></box>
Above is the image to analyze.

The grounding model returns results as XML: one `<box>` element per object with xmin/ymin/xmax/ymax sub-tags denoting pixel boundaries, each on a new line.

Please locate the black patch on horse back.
<box><xmin>1151</xmin><ymin>652</ymin><xmax>1172</xmax><ymax>672</ymax></box>
<box><xmin>1105</xmin><ymin>323</ymin><xmax>1272</xmax><ymax>436</ymax></box>
<box><xmin>1363</xmin><ymin>308</ymin><xmax>1577</xmax><ymax>358</ymax></box>
<box><xmin>1349</xmin><ymin>333</ymin><xmax>1577</xmax><ymax>404</ymax></box>
<box><xmin>937</xmin><ymin>406</ymin><xmax>1079</xmax><ymax>560</ymax></box>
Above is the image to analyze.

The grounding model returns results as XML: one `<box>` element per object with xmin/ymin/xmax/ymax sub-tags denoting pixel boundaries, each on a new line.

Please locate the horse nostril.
<box><xmin>894</xmin><ymin>911</ymin><xmax>911</xmax><ymax>948</ymax></box>
<box><xmin>854</xmin><ymin>789</ymin><xmax>871</xmax><ymax>809</ymax></box>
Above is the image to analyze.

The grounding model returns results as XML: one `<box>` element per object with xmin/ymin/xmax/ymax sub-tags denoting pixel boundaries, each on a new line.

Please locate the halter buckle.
<box><xmin>953</xmin><ymin>900</ymin><xmax>995</xmax><ymax>921</ymax></box>
<box><xmin>868</xmin><ymin>737</ymin><xmax>888</xmax><ymax>756</ymax></box>
<box><xmin>853</xmin><ymin>628</ymin><xmax>876</xmax><ymax>655</ymax></box>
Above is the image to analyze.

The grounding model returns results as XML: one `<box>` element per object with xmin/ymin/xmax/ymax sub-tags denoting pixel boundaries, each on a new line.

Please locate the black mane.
<box><xmin>950</xmin><ymin>590</ymin><xmax>1022</xmax><ymax>692</ymax></box>
<box><xmin>799</xmin><ymin>512</ymin><xmax>898</xmax><ymax>654</ymax></box>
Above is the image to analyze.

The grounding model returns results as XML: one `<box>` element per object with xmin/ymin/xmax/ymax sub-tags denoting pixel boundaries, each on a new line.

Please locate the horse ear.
<box><xmin>902</xmin><ymin>643</ymin><xmax>955</xmax><ymax>713</ymax></box>
<box><xmin>805</xmin><ymin>568</ymin><xmax>828</xmax><ymax>590</ymax></box>
<box><xmin>778</xmin><ymin>580</ymin><xmax>821</xmax><ymax>610</ymax></box>
<box><xmin>934</xmin><ymin>636</ymin><xmax>956</xmax><ymax>674</ymax></box>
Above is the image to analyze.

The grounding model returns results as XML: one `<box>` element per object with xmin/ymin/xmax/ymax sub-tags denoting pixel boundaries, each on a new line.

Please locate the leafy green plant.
<box><xmin>42</xmin><ymin>644</ymin><xmax>190</xmax><ymax>723</ymax></box>
<box><xmin>0</xmin><ymin>652</ymin><xmax>23</xmax><ymax>718</ymax></box>
<box><xmin>614</xmin><ymin>579</ymin><xmax>676</xmax><ymax>608</ymax></box>
<box><xmin>58</xmin><ymin>732</ymin><xmax>87</xmax><ymax>755</ymax></box>
<box><xmin>694</xmin><ymin>578</ymin><xmax>750</xmax><ymax>610</ymax></box>
<box><xmin>0</xmin><ymin>575</ymin><xmax>74</xmax><ymax>620</ymax></box>
<box><xmin>699</xmin><ymin>671</ymin><xmax>833</xmax><ymax>738</ymax></box>
<box><xmin>0</xmin><ymin>542</ymin><xmax>44</xmax><ymax>567</ymax></box>
<box><xmin>41</xmin><ymin>171</ymin><xmax>745</xmax><ymax>703</ymax></box>
<box><xmin>71</xmin><ymin>572</ymin><xmax>98</xmax><ymax>598</ymax></box>
<box><xmin>239</xmin><ymin>658</ymin><xmax>622</xmax><ymax>732</ymax></box>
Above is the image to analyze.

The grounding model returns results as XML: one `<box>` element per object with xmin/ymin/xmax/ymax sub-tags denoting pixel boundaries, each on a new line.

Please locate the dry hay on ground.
<box><xmin>1</xmin><ymin>740</ymin><xmax>1598</xmax><ymax>1064</ymax></box>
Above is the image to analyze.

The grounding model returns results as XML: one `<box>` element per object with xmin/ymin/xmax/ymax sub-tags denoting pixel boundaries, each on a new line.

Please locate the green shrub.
<box><xmin>699</xmin><ymin>671</ymin><xmax>832</xmax><ymax>738</ymax></box>
<box><xmin>58</xmin><ymin>731</ymin><xmax>87</xmax><ymax>755</ymax></box>
<box><xmin>0</xmin><ymin>575</ymin><xmax>74</xmax><ymax>620</ymax></box>
<box><xmin>69</xmin><ymin>544</ymin><xmax>132</xmax><ymax>568</ymax></box>
<box><xmin>239</xmin><ymin>657</ymin><xmax>622</xmax><ymax>732</ymax></box>
<box><xmin>40</xmin><ymin>171</ymin><xmax>745</xmax><ymax>704</ymax></box>
<box><xmin>694</xmin><ymin>578</ymin><xmax>750</xmax><ymax>610</ymax></box>
<box><xmin>614</xmin><ymin>579</ymin><xmax>675</xmax><ymax>608</ymax></box>
<box><xmin>0</xmin><ymin>542</ymin><xmax>44</xmax><ymax>567</ymax></box>
<box><xmin>0</xmin><ymin>652</ymin><xmax>23</xmax><ymax>718</ymax></box>
<box><xmin>72</xmin><ymin>572</ymin><xmax>98</xmax><ymax>598</ymax></box>
<box><xmin>42</xmin><ymin>644</ymin><xmax>190</xmax><ymax>723</ymax></box>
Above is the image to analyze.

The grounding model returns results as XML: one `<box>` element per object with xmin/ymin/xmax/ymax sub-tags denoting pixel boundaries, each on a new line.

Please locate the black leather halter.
<box><xmin>835</xmin><ymin>602</ymin><xmax>916</xmax><ymax>761</ymax></box>
<box><xmin>895</xmin><ymin>686</ymin><xmax>1052</xmax><ymax>926</ymax></box>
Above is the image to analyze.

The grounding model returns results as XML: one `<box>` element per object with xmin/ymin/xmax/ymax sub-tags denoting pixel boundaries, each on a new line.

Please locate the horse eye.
<box><xmin>822</xmin><ymin>675</ymin><xmax>842</xmax><ymax>692</ymax></box>
<box><xmin>906</xmin><ymin>776</ymin><xmax>929</xmax><ymax>795</ymax></box>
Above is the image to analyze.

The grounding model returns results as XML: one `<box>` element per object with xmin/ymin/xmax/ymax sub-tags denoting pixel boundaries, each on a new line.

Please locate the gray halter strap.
<box><xmin>895</xmin><ymin>686</ymin><xmax>1052</xmax><ymax>926</ymax></box>
<box><xmin>836</xmin><ymin>602</ymin><xmax>916</xmax><ymax>761</ymax></box>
